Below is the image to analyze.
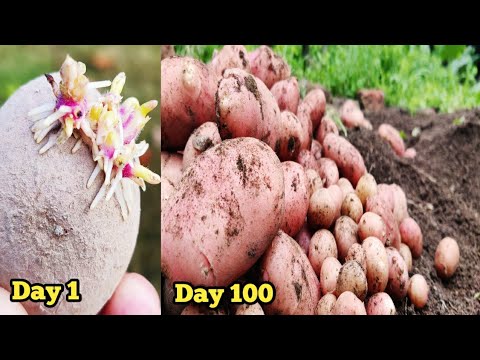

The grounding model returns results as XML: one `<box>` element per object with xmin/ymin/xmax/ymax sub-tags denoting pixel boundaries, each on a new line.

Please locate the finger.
<box><xmin>0</xmin><ymin>287</ymin><xmax>28</xmax><ymax>315</ymax></box>
<box><xmin>100</xmin><ymin>273</ymin><xmax>161</xmax><ymax>315</ymax></box>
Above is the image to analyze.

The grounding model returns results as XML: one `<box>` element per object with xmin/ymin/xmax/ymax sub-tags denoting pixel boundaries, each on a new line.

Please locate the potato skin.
<box><xmin>308</xmin><ymin>229</ymin><xmax>338</xmax><ymax>276</ymax></box>
<box><xmin>315</xmin><ymin>293</ymin><xmax>337</xmax><ymax>315</ymax></box>
<box><xmin>311</xmin><ymin>139</ymin><xmax>323</xmax><ymax>160</ymax></box>
<box><xmin>378</xmin><ymin>123</ymin><xmax>405</xmax><ymax>156</ymax></box>
<box><xmin>277</xmin><ymin>111</ymin><xmax>303</xmax><ymax>161</ymax></box>
<box><xmin>323</xmin><ymin>133</ymin><xmax>366</xmax><ymax>187</ymax></box>
<box><xmin>161</xmin><ymin>151</ymin><xmax>183</xmax><ymax>186</ymax></box>
<box><xmin>332</xmin><ymin>291</ymin><xmax>366</xmax><ymax>315</ymax></box>
<box><xmin>404</xmin><ymin>147</ymin><xmax>417</xmax><ymax>158</ymax></box>
<box><xmin>335</xmin><ymin>260</ymin><xmax>368</xmax><ymax>301</ymax></box>
<box><xmin>366</xmin><ymin>192</ymin><xmax>400</xmax><ymax>249</ymax></box>
<box><xmin>358</xmin><ymin>212</ymin><xmax>387</xmax><ymax>244</ymax></box>
<box><xmin>333</xmin><ymin>216</ymin><xmax>359</xmax><ymax>262</ymax></box>
<box><xmin>209</xmin><ymin>45</ymin><xmax>250</xmax><ymax>79</ymax></box>
<box><xmin>161</xmin><ymin>138</ymin><xmax>285</xmax><ymax>286</ymax></box>
<box><xmin>271</xmin><ymin>77</ymin><xmax>300</xmax><ymax>114</ymax></box>
<box><xmin>399</xmin><ymin>217</ymin><xmax>423</xmax><ymax>258</ymax></box>
<box><xmin>341</xmin><ymin>192</ymin><xmax>363</xmax><ymax>223</ymax></box>
<box><xmin>355</xmin><ymin>173</ymin><xmax>377</xmax><ymax>208</ymax></box>
<box><xmin>408</xmin><ymin>274</ymin><xmax>429</xmax><ymax>309</ymax></box>
<box><xmin>281</xmin><ymin>161</ymin><xmax>309</xmax><ymax>237</ymax></box>
<box><xmin>366</xmin><ymin>292</ymin><xmax>396</xmax><ymax>315</ymax></box>
<box><xmin>386</xmin><ymin>247</ymin><xmax>409</xmax><ymax>300</ymax></box>
<box><xmin>308</xmin><ymin>188</ymin><xmax>336</xmax><ymax>230</ymax></box>
<box><xmin>301</xmin><ymin>89</ymin><xmax>327</xmax><ymax>131</ymax></box>
<box><xmin>435</xmin><ymin>237</ymin><xmax>460</xmax><ymax>279</ymax></box>
<box><xmin>315</xmin><ymin>117</ymin><xmax>339</xmax><ymax>145</ymax></box>
<box><xmin>296</xmin><ymin>105</ymin><xmax>314</xmax><ymax>151</ymax></box>
<box><xmin>248</xmin><ymin>46</ymin><xmax>291</xmax><ymax>89</ymax></box>
<box><xmin>340</xmin><ymin>100</ymin><xmax>365</xmax><ymax>128</ymax></box>
<box><xmin>297</xmin><ymin>149</ymin><xmax>321</xmax><ymax>174</ymax></box>
<box><xmin>337</xmin><ymin>178</ymin><xmax>355</xmax><ymax>201</ymax></box>
<box><xmin>345</xmin><ymin>243</ymin><xmax>367</xmax><ymax>273</ymax></box>
<box><xmin>399</xmin><ymin>243</ymin><xmax>413</xmax><ymax>272</ymax></box>
<box><xmin>318</xmin><ymin>158</ymin><xmax>339</xmax><ymax>187</ymax></box>
<box><xmin>305</xmin><ymin>169</ymin><xmax>323</xmax><ymax>200</ymax></box>
<box><xmin>362</xmin><ymin>237</ymin><xmax>389</xmax><ymax>294</ymax></box>
<box><xmin>235</xmin><ymin>303</ymin><xmax>264</xmax><ymax>315</ymax></box>
<box><xmin>295</xmin><ymin>224</ymin><xmax>312</xmax><ymax>255</ymax></box>
<box><xmin>182</xmin><ymin>122</ymin><xmax>221</xmax><ymax>171</ymax></box>
<box><xmin>390</xmin><ymin>183</ymin><xmax>408</xmax><ymax>223</ymax></box>
<box><xmin>261</xmin><ymin>231</ymin><xmax>320</xmax><ymax>315</ymax></box>
<box><xmin>161</xmin><ymin>56</ymin><xmax>217</xmax><ymax>150</ymax></box>
<box><xmin>320</xmin><ymin>257</ymin><xmax>342</xmax><ymax>295</ymax></box>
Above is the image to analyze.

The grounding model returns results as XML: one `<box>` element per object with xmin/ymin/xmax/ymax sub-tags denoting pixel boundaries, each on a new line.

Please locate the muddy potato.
<box><xmin>355</xmin><ymin>173</ymin><xmax>377</xmax><ymax>208</ymax></box>
<box><xmin>260</xmin><ymin>231</ymin><xmax>320</xmax><ymax>315</ymax></box>
<box><xmin>408</xmin><ymin>274</ymin><xmax>429</xmax><ymax>309</ymax></box>
<box><xmin>332</xmin><ymin>291</ymin><xmax>366</xmax><ymax>315</ymax></box>
<box><xmin>337</xmin><ymin>178</ymin><xmax>355</xmax><ymax>201</ymax></box>
<box><xmin>386</xmin><ymin>247</ymin><xmax>409</xmax><ymax>300</ymax></box>
<box><xmin>162</xmin><ymin>138</ymin><xmax>285</xmax><ymax>286</ymax></box>
<box><xmin>182</xmin><ymin>122</ymin><xmax>221</xmax><ymax>171</ymax></box>
<box><xmin>362</xmin><ymin>237</ymin><xmax>389</xmax><ymax>294</ymax></box>
<box><xmin>235</xmin><ymin>303</ymin><xmax>264</xmax><ymax>315</ymax></box>
<box><xmin>295</xmin><ymin>224</ymin><xmax>312</xmax><ymax>255</ymax></box>
<box><xmin>435</xmin><ymin>237</ymin><xmax>460</xmax><ymax>279</ymax></box>
<box><xmin>335</xmin><ymin>260</ymin><xmax>368</xmax><ymax>301</ymax></box>
<box><xmin>341</xmin><ymin>192</ymin><xmax>363</xmax><ymax>223</ymax></box>
<box><xmin>345</xmin><ymin>243</ymin><xmax>367</xmax><ymax>273</ymax></box>
<box><xmin>320</xmin><ymin>257</ymin><xmax>342</xmax><ymax>295</ymax></box>
<box><xmin>333</xmin><ymin>216</ymin><xmax>359</xmax><ymax>262</ymax></box>
<box><xmin>366</xmin><ymin>292</ymin><xmax>396</xmax><ymax>315</ymax></box>
<box><xmin>308</xmin><ymin>229</ymin><xmax>338</xmax><ymax>276</ymax></box>
<box><xmin>308</xmin><ymin>188</ymin><xmax>336</xmax><ymax>230</ymax></box>
<box><xmin>358</xmin><ymin>212</ymin><xmax>387</xmax><ymax>244</ymax></box>
<box><xmin>399</xmin><ymin>243</ymin><xmax>413</xmax><ymax>272</ymax></box>
<box><xmin>305</xmin><ymin>169</ymin><xmax>323</xmax><ymax>198</ymax></box>
<box><xmin>399</xmin><ymin>217</ymin><xmax>423</xmax><ymax>258</ymax></box>
<box><xmin>318</xmin><ymin>158</ymin><xmax>339</xmax><ymax>187</ymax></box>
<box><xmin>315</xmin><ymin>293</ymin><xmax>337</xmax><ymax>315</ymax></box>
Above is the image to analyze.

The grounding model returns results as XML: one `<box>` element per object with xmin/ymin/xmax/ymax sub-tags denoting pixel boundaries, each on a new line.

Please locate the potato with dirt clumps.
<box><xmin>311</xmin><ymin>139</ymin><xmax>322</xmax><ymax>160</ymax></box>
<box><xmin>276</xmin><ymin>111</ymin><xmax>303</xmax><ymax>161</ymax></box>
<box><xmin>305</xmin><ymin>169</ymin><xmax>323</xmax><ymax>199</ymax></box>
<box><xmin>378</xmin><ymin>123</ymin><xmax>406</xmax><ymax>156</ymax></box>
<box><xmin>362</xmin><ymin>237</ymin><xmax>389</xmax><ymax>294</ymax></box>
<box><xmin>366</xmin><ymin>293</ymin><xmax>396</xmax><ymax>315</ymax></box>
<box><xmin>315</xmin><ymin>293</ymin><xmax>337</xmax><ymax>315</ymax></box>
<box><xmin>260</xmin><ymin>231</ymin><xmax>320</xmax><ymax>315</ymax></box>
<box><xmin>408</xmin><ymin>274</ymin><xmax>429</xmax><ymax>309</ymax></box>
<box><xmin>404</xmin><ymin>147</ymin><xmax>417</xmax><ymax>158</ymax></box>
<box><xmin>355</xmin><ymin>173</ymin><xmax>377</xmax><ymax>208</ymax></box>
<box><xmin>308</xmin><ymin>229</ymin><xmax>338</xmax><ymax>276</ymax></box>
<box><xmin>335</xmin><ymin>260</ymin><xmax>368</xmax><ymax>301</ymax></box>
<box><xmin>216</xmin><ymin>68</ymin><xmax>281</xmax><ymax>153</ymax></box>
<box><xmin>235</xmin><ymin>303</ymin><xmax>264</xmax><ymax>315</ymax></box>
<box><xmin>297</xmin><ymin>149</ymin><xmax>321</xmax><ymax>174</ymax></box>
<box><xmin>315</xmin><ymin>117</ymin><xmax>339</xmax><ymax>145</ymax></box>
<box><xmin>295</xmin><ymin>224</ymin><xmax>312</xmax><ymax>255</ymax></box>
<box><xmin>358</xmin><ymin>212</ymin><xmax>387</xmax><ymax>244</ymax></box>
<box><xmin>320</xmin><ymin>257</ymin><xmax>342</xmax><ymax>295</ymax></box>
<box><xmin>435</xmin><ymin>237</ymin><xmax>460</xmax><ymax>279</ymax></box>
<box><xmin>323</xmin><ymin>133</ymin><xmax>366</xmax><ymax>187</ymax></box>
<box><xmin>366</xmin><ymin>192</ymin><xmax>400</xmax><ymax>249</ymax></box>
<box><xmin>332</xmin><ymin>291</ymin><xmax>366</xmax><ymax>315</ymax></box>
<box><xmin>399</xmin><ymin>243</ymin><xmax>413</xmax><ymax>272</ymax></box>
<box><xmin>271</xmin><ymin>77</ymin><xmax>300</xmax><ymax>114</ymax></box>
<box><xmin>161</xmin><ymin>57</ymin><xmax>217</xmax><ymax>150</ymax></box>
<box><xmin>209</xmin><ymin>45</ymin><xmax>250</xmax><ymax>79</ymax></box>
<box><xmin>341</xmin><ymin>192</ymin><xmax>363</xmax><ymax>223</ymax></box>
<box><xmin>318</xmin><ymin>158</ymin><xmax>339</xmax><ymax>187</ymax></box>
<box><xmin>399</xmin><ymin>217</ymin><xmax>423</xmax><ymax>258</ymax></box>
<box><xmin>182</xmin><ymin>122</ymin><xmax>221</xmax><ymax>170</ymax></box>
<box><xmin>161</xmin><ymin>151</ymin><xmax>183</xmax><ymax>186</ymax></box>
<box><xmin>248</xmin><ymin>46</ymin><xmax>291</xmax><ymax>89</ymax></box>
<box><xmin>161</xmin><ymin>138</ymin><xmax>285</xmax><ymax>287</ymax></box>
<box><xmin>345</xmin><ymin>244</ymin><xmax>367</xmax><ymax>273</ymax></box>
<box><xmin>386</xmin><ymin>247</ymin><xmax>409</xmax><ymax>300</ymax></box>
<box><xmin>333</xmin><ymin>216</ymin><xmax>359</xmax><ymax>262</ymax></box>
<box><xmin>337</xmin><ymin>178</ymin><xmax>355</xmax><ymax>200</ymax></box>
<box><xmin>181</xmin><ymin>304</ymin><xmax>226</xmax><ymax>315</ymax></box>
<box><xmin>307</xmin><ymin>188</ymin><xmax>336</xmax><ymax>230</ymax></box>
<box><xmin>281</xmin><ymin>162</ymin><xmax>309</xmax><ymax>237</ymax></box>
<box><xmin>300</xmin><ymin>89</ymin><xmax>327</xmax><ymax>131</ymax></box>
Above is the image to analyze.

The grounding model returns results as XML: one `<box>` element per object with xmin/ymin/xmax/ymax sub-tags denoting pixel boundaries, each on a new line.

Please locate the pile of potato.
<box><xmin>161</xmin><ymin>45</ymin><xmax>459</xmax><ymax>315</ymax></box>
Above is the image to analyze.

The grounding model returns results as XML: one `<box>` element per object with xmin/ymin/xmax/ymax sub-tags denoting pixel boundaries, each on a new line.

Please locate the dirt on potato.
<box><xmin>346</xmin><ymin>104</ymin><xmax>480</xmax><ymax>315</ymax></box>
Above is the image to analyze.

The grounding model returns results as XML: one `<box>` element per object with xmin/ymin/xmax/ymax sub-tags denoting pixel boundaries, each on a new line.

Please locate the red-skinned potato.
<box><xmin>161</xmin><ymin>57</ymin><xmax>217</xmax><ymax>150</ymax></box>
<box><xmin>311</xmin><ymin>139</ymin><xmax>322</xmax><ymax>160</ymax></box>
<box><xmin>281</xmin><ymin>162</ymin><xmax>309</xmax><ymax>237</ymax></box>
<box><xmin>295</xmin><ymin>224</ymin><xmax>312</xmax><ymax>255</ymax></box>
<box><xmin>235</xmin><ymin>303</ymin><xmax>264</xmax><ymax>315</ymax></box>
<box><xmin>182</xmin><ymin>122</ymin><xmax>221</xmax><ymax>171</ymax></box>
<box><xmin>408</xmin><ymin>274</ymin><xmax>429</xmax><ymax>309</ymax></box>
<box><xmin>337</xmin><ymin>178</ymin><xmax>355</xmax><ymax>201</ymax></box>
<box><xmin>386</xmin><ymin>247</ymin><xmax>409</xmax><ymax>300</ymax></box>
<box><xmin>277</xmin><ymin>111</ymin><xmax>303</xmax><ymax>161</ymax></box>
<box><xmin>399</xmin><ymin>217</ymin><xmax>423</xmax><ymax>258</ymax></box>
<box><xmin>390</xmin><ymin>184</ymin><xmax>408</xmax><ymax>223</ymax></box>
<box><xmin>161</xmin><ymin>151</ymin><xmax>183</xmax><ymax>187</ymax></box>
<box><xmin>341</xmin><ymin>192</ymin><xmax>363</xmax><ymax>223</ymax></box>
<box><xmin>320</xmin><ymin>257</ymin><xmax>342</xmax><ymax>295</ymax></box>
<box><xmin>271</xmin><ymin>77</ymin><xmax>300</xmax><ymax>114</ymax></box>
<box><xmin>355</xmin><ymin>173</ymin><xmax>377</xmax><ymax>208</ymax></box>
<box><xmin>340</xmin><ymin>100</ymin><xmax>365</xmax><ymax>128</ymax></box>
<box><xmin>333</xmin><ymin>216</ymin><xmax>359</xmax><ymax>262</ymax></box>
<box><xmin>376</xmin><ymin>184</ymin><xmax>395</xmax><ymax>213</ymax></box>
<box><xmin>362</xmin><ymin>237</ymin><xmax>389</xmax><ymax>294</ymax></box>
<box><xmin>366</xmin><ymin>292</ymin><xmax>396</xmax><ymax>315</ymax></box>
<box><xmin>435</xmin><ymin>237</ymin><xmax>460</xmax><ymax>279</ymax></box>
<box><xmin>329</xmin><ymin>184</ymin><xmax>343</xmax><ymax>220</ymax></box>
<box><xmin>162</xmin><ymin>138</ymin><xmax>285</xmax><ymax>286</ymax></box>
<box><xmin>296</xmin><ymin>106</ymin><xmax>313</xmax><ymax>151</ymax></box>
<box><xmin>345</xmin><ymin>243</ymin><xmax>367</xmax><ymax>273</ymax></box>
<box><xmin>308</xmin><ymin>229</ymin><xmax>338</xmax><ymax>276</ymax></box>
<box><xmin>332</xmin><ymin>291</ymin><xmax>366</xmax><ymax>315</ymax></box>
<box><xmin>366</xmin><ymin>192</ymin><xmax>400</xmax><ymax>249</ymax></box>
<box><xmin>315</xmin><ymin>293</ymin><xmax>337</xmax><ymax>315</ymax></box>
<box><xmin>301</xmin><ymin>89</ymin><xmax>327</xmax><ymax>131</ymax></box>
<box><xmin>161</xmin><ymin>177</ymin><xmax>175</xmax><ymax>213</ymax></box>
<box><xmin>358</xmin><ymin>212</ymin><xmax>387</xmax><ymax>244</ymax></box>
<box><xmin>209</xmin><ymin>45</ymin><xmax>250</xmax><ymax>79</ymax></box>
<box><xmin>315</xmin><ymin>117</ymin><xmax>339</xmax><ymax>145</ymax></box>
<box><xmin>260</xmin><ymin>231</ymin><xmax>320</xmax><ymax>315</ymax></box>
<box><xmin>318</xmin><ymin>158</ymin><xmax>339</xmax><ymax>187</ymax></box>
<box><xmin>378</xmin><ymin>123</ymin><xmax>406</xmax><ymax>156</ymax></box>
<box><xmin>297</xmin><ymin>149</ymin><xmax>321</xmax><ymax>174</ymax></box>
<box><xmin>399</xmin><ymin>243</ymin><xmax>413</xmax><ymax>272</ymax></box>
<box><xmin>308</xmin><ymin>188</ymin><xmax>336</xmax><ymax>230</ymax></box>
<box><xmin>305</xmin><ymin>169</ymin><xmax>323</xmax><ymax>199</ymax></box>
<box><xmin>335</xmin><ymin>260</ymin><xmax>368</xmax><ymax>301</ymax></box>
<box><xmin>323</xmin><ymin>133</ymin><xmax>366</xmax><ymax>187</ymax></box>
<box><xmin>248</xmin><ymin>46</ymin><xmax>291</xmax><ymax>89</ymax></box>
<box><xmin>404</xmin><ymin>147</ymin><xmax>417</xmax><ymax>158</ymax></box>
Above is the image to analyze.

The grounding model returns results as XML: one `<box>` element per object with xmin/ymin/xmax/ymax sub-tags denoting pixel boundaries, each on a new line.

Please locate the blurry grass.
<box><xmin>0</xmin><ymin>45</ymin><xmax>161</xmax><ymax>292</ymax></box>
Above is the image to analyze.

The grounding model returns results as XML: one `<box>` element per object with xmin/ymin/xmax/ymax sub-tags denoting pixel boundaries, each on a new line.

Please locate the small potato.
<box><xmin>386</xmin><ymin>247</ymin><xmax>409</xmax><ymax>300</ymax></box>
<box><xmin>366</xmin><ymin>193</ymin><xmax>400</xmax><ymax>249</ymax></box>
<box><xmin>333</xmin><ymin>216</ymin><xmax>359</xmax><ymax>262</ymax></box>
<box><xmin>390</xmin><ymin>184</ymin><xmax>408</xmax><ymax>223</ymax></box>
<box><xmin>209</xmin><ymin>45</ymin><xmax>250</xmax><ymax>79</ymax></box>
<box><xmin>311</xmin><ymin>139</ymin><xmax>322</xmax><ymax>160</ymax></box>
<box><xmin>315</xmin><ymin>116</ymin><xmax>339</xmax><ymax>145</ymax></box>
<box><xmin>335</xmin><ymin>260</ymin><xmax>368</xmax><ymax>301</ymax></box>
<box><xmin>305</xmin><ymin>169</ymin><xmax>323</xmax><ymax>199</ymax></box>
<box><xmin>408</xmin><ymin>274</ymin><xmax>429</xmax><ymax>309</ymax></box>
<box><xmin>378</xmin><ymin>123</ymin><xmax>405</xmax><ymax>156</ymax></box>
<box><xmin>399</xmin><ymin>217</ymin><xmax>423</xmax><ymax>258</ymax></box>
<box><xmin>358</xmin><ymin>212</ymin><xmax>387</xmax><ymax>244</ymax></box>
<box><xmin>296</xmin><ymin>105</ymin><xmax>314</xmax><ymax>151</ymax></box>
<box><xmin>337</xmin><ymin>178</ymin><xmax>355</xmax><ymax>201</ymax></box>
<box><xmin>235</xmin><ymin>303</ymin><xmax>264</xmax><ymax>315</ymax></box>
<box><xmin>182</xmin><ymin>122</ymin><xmax>221</xmax><ymax>170</ymax></box>
<box><xmin>329</xmin><ymin>184</ymin><xmax>343</xmax><ymax>220</ymax></box>
<box><xmin>399</xmin><ymin>243</ymin><xmax>413</xmax><ymax>272</ymax></box>
<box><xmin>315</xmin><ymin>293</ymin><xmax>337</xmax><ymax>315</ymax></box>
<box><xmin>302</xmin><ymin>89</ymin><xmax>327</xmax><ymax>131</ymax></box>
<box><xmin>295</xmin><ymin>224</ymin><xmax>312</xmax><ymax>255</ymax></box>
<box><xmin>341</xmin><ymin>192</ymin><xmax>363</xmax><ymax>223</ymax></box>
<box><xmin>320</xmin><ymin>257</ymin><xmax>342</xmax><ymax>295</ymax></box>
<box><xmin>435</xmin><ymin>237</ymin><xmax>460</xmax><ymax>279</ymax></box>
<box><xmin>362</xmin><ymin>237</ymin><xmax>389</xmax><ymax>294</ymax></box>
<box><xmin>281</xmin><ymin>162</ymin><xmax>309</xmax><ymax>237</ymax></box>
<box><xmin>297</xmin><ymin>149</ymin><xmax>321</xmax><ymax>174</ymax></box>
<box><xmin>271</xmin><ymin>76</ymin><xmax>300</xmax><ymax>114</ymax></box>
<box><xmin>318</xmin><ymin>158</ymin><xmax>339</xmax><ymax>187</ymax></box>
<box><xmin>366</xmin><ymin>292</ymin><xmax>396</xmax><ymax>315</ymax></box>
<box><xmin>332</xmin><ymin>291</ymin><xmax>366</xmax><ymax>315</ymax></box>
<box><xmin>345</xmin><ymin>243</ymin><xmax>367</xmax><ymax>273</ymax></box>
<box><xmin>248</xmin><ymin>45</ymin><xmax>291</xmax><ymax>89</ymax></box>
<box><xmin>355</xmin><ymin>173</ymin><xmax>377</xmax><ymax>208</ymax></box>
<box><xmin>308</xmin><ymin>188</ymin><xmax>336</xmax><ymax>230</ymax></box>
<box><xmin>308</xmin><ymin>229</ymin><xmax>338</xmax><ymax>276</ymax></box>
<box><xmin>277</xmin><ymin>111</ymin><xmax>303</xmax><ymax>161</ymax></box>
<box><xmin>340</xmin><ymin>100</ymin><xmax>365</xmax><ymax>128</ymax></box>
<box><xmin>404</xmin><ymin>147</ymin><xmax>417</xmax><ymax>159</ymax></box>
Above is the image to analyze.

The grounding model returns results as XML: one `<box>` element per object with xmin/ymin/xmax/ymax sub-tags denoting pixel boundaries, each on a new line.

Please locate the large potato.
<box><xmin>362</xmin><ymin>237</ymin><xmax>389</xmax><ymax>294</ymax></box>
<box><xmin>161</xmin><ymin>138</ymin><xmax>285</xmax><ymax>286</ymax></box>
<box><xmin>261</xmin><ymin>231</ymin><xmax>320</xmax><ymax>315</ymax></box>
<box><xmin>333</xmin><ymin>216</ymin><xmax>359</xmax><ymax>262</ymax></box>
<box><xmin>399</xmin><ymin>217</ymin><xmax>423</xmax><ymax>258</ymax></box>
<box><xmin>335</xmin><ymin>260</ymin><xmax>368</xmax><ymax>301</ymax></box>
<box><xmin>308</xmin><ymin>229</ymin><xmax>337</xmax><ymax>276</ymax></box>
<box><xmin>332</xmin><ymin>291</ymin><xmax>366</xmax><ymax>315</ymax></box>
<box><xmin>434</xmin><ymin>237</ymin><xmax>460</xmax><ymax>279</ymax></box>
<box><xmin>320</xmin><ymin>257</ymin><xmax>342</xmax><ymax>295</ymax></box>
<box><xmin>248</xmin><ymin>46</ymin><xmax>291</xmax><ymax>89</ymax></box>
<box><xmin>386</xmin><ymin>247</ymin><xmax>409</xmax><ymax>300</ymax></box>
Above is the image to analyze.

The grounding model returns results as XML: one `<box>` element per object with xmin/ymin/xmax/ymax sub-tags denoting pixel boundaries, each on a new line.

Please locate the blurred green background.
<box><xmin>0</xmin><ymin>45</ymin><xmax>161</xmax><ymax>292</ymax></box>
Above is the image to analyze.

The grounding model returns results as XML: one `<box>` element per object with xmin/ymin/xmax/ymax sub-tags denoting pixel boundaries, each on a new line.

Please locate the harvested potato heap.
<box><xmin>161</xmin><ymin>46</ymin><xmax>459</xmax><ymax>315</ymax></box>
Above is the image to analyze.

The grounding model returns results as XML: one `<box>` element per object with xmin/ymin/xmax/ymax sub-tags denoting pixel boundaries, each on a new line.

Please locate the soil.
<box><xmin>345</xmin><ymin>104</ymin><xmax>480</xmax><ymax>314</ymax></box>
